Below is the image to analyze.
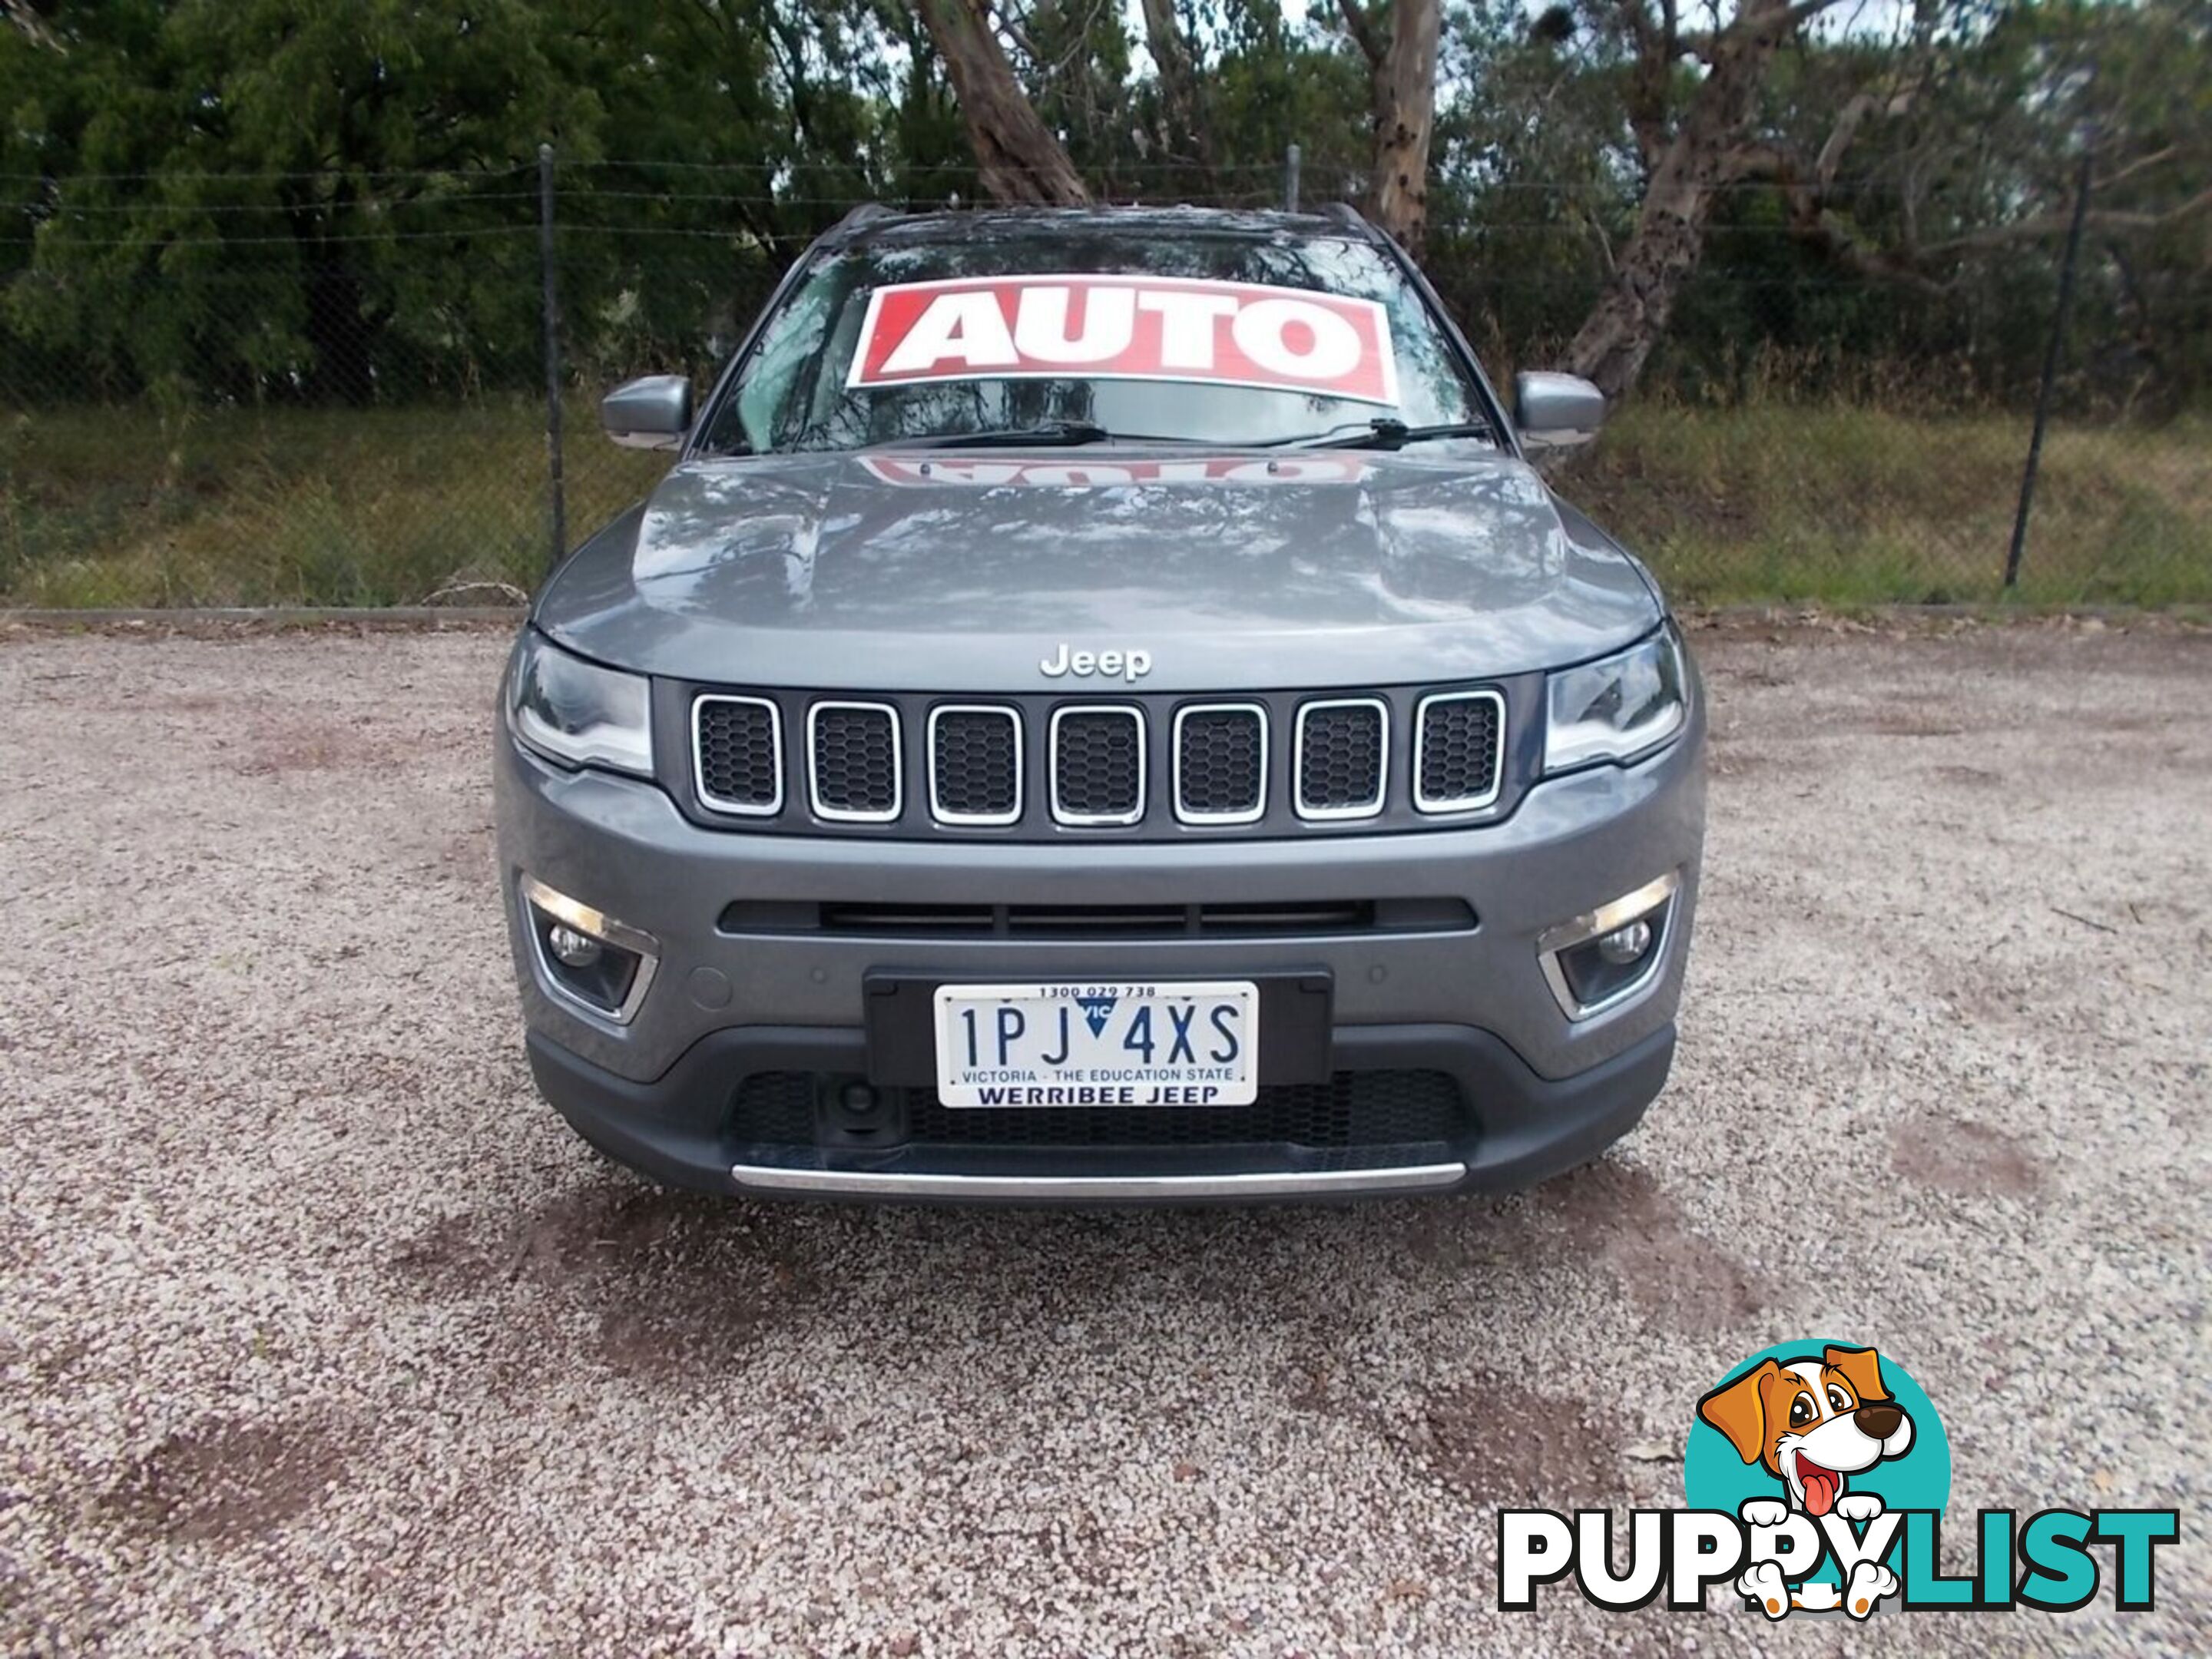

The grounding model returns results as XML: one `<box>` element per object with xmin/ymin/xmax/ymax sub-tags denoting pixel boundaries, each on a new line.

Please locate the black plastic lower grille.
<box><xmin>728</xmin><ymin>1072</ymin><xmax>817</xmax><ymax>1144</ymax></box>
<box><xmin>727</xmin><ymin>897</ymin><xmax>1477</xmax><ymax>938</ymax></box>
<box><xmin>727</xmin><ymin>1070</ymin><xmax>1468</xmax><ymax>1151</ymax></box>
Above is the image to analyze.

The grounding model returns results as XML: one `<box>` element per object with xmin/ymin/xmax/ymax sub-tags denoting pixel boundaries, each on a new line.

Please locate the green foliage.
<box><xmin>0</xmin><ymin>0</ymin><xmax>2203</xmax><ymax>416</ymax></box>
<box><xmin>1422</xmin><ymin>0</ymin><xmax>2210</xmax><ymax>409</ymax></box>
<box><xmin>1</xmin><ymin>1</ymin><xmax>602</xmax><ymax>400</ymax></box>
<box><xmin>0</xmin><ymin>0</ymin><xmax>975</xmax><ymax>405</ymax></box>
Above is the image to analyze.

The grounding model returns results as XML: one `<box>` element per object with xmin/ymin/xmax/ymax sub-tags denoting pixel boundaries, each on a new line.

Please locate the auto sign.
<box><xmin>846</xmin><ymin>274</ymin><xmax>1401</xmax><ymax>406</ymax></box>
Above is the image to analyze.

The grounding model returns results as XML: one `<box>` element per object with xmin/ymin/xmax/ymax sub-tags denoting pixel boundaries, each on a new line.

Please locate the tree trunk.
<box><xmin>916</xmin><ymin>0</ymin><xmax>1090</xmax><ymax>207</ymax></box>
<box><xmin>1366</xmin><ymin>0</ymin><xmax>1441</xmax><ymax>251</ymax></box>
<box><xmin>1566</xmin><ymin>1</ymin><xmax>1811</xmax><ymax>400</ymax></box>
<box><xmin>301</xmin><ymin>257</ymin><xmax>382</xmax><ymax>405</ymax></box>
<box><xmin>1563</xmin><ymin>154</ymin><xmax>1734</xmax><ymax>402</ymax></box>
<box><xmin>1140</xmin><ymin>0</ymin><xmax>1214</xmax><ymax>179</ymax></box>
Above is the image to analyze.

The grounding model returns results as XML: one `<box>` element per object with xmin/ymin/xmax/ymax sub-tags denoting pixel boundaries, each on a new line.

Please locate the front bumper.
<box><xmin>495</xmin><ymin>697</ymin><xmax>1704</xmax><ymax>1203</ymax></box>
<box><xmin>529</xmin><ymin>1018</ymin><xmax>1676</xmax><ymax>1203</ymax></box>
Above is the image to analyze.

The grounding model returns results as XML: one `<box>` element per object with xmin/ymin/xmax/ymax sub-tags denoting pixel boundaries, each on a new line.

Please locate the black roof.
<box><xmin>819</xmin><ymin>201</ymin><xmax>1380</xmax><ymax>251</ymax></box>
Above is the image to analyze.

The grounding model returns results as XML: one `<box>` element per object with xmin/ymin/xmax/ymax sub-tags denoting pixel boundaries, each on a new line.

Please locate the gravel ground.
<box><xmin>0</xmin><ymin>618</ymin><xmax>2205</xmax><ymax>1656</ymax></box>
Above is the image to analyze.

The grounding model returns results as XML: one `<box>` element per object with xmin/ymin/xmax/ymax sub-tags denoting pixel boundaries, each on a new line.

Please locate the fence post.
<box><xmin>1284</xmin><ymin>143</ymin><xmax>1302</xmax><ymax>214</ymax></box>
<box><xmin>2005</xmin><ymin>148</ymin><xmax>2093</xmax><ymax>591</ymax></box>
<box><xmin>538</xmin><ymin>141</ymin><xmax>568</xmax><ymax>570</ymax></box>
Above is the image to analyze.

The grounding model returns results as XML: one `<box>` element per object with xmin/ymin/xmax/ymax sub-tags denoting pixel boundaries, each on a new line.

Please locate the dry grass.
<box><xmin>0</xmin><ymin>399</ymin><xmax>664</xmax><ymax>607</ymax></box>
<box><xmin>1572</xmin><ymin>402</ymin><xmax>2211</xmax><ymax>606</ymax></box>
<box><xmin>0</xmin><ymin>397</ymin><xmax>2204</xmax><ymax>608</ymax></box>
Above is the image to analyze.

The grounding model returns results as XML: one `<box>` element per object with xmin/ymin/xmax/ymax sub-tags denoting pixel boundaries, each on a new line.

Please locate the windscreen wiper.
<box><xmin>874</xmin><ymin>421</ymin><xmax>1114</xmax><ymax>450</ymax></box>
<box><xmin>1276</xmin><ymin>419</ymin><xmax>1496</xmax><ymax>451</ymax></box>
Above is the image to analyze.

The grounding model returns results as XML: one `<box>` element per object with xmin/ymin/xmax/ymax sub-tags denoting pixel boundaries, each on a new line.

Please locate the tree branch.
<box><xmin>1612</xmin><ymin>0</ymin><xmax>1676</xmax><ymax>169</ymax></box>
<box><xmin>2089</xmin><ymin>145</ymin><xmax>2178</xmax><ymax>194</ymax></box>
<box><xmin>1741</xmin><ymin>0</ymin><xmax>1852</xmax><ymax>38</ymax></box>
<box><xmin>0</xmin><ymin>0</ymin><xmax>60</xmax><ymax>49</ymax></box>
<box><xmin>1334</xmin><ymin>0</ymin><xmax>1385</xmax><ymax>69</ymax></box>
<box><xmin>1788</xmin><ymin>208</ymin><xmax>1951</xmax><ymax>293</ymax></box>
<box><xmin>1918</xmin><ymin>187</ymin><xmax>2212</xmax><ymax>256</ymax></box>
<box><xmin>915</xmin><ymin>0</ymin><xmax>1091</xmax><ymax>205</ymax></box>
<box><xmin>1139</xmin><ymin>0</ymin><xmax>1215</xmax><ymax>176</ymax></box>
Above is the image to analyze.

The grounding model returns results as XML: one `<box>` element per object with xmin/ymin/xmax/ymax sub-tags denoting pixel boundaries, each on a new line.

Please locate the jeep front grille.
<box><xmin>1414</xmin><ymin>690</ymin><xmax>1505</xmax><ymax>813</ymax></box>
<box><xmin>692</xmin><ymin>696</ymin><xmax>782</xmax><ymax>815</ymax></box>
<box><xmin>1050</xmin><ymin>705</ymin><xmax>1144</xmax><ymax>826</ymax></box>
<box><xmin>1296</xmin><ymin>699</ymin><xmax>1388</xmax><ymax>819</ymax></box>
<box><xmin>808</xmin><ymin>701</ymin><xmax>901</xmax><ymax>822</ymax></box>
<box><xmin>683</xmin><ymin>682</ymin><xmax>1513</xmax><ymax>839</ymax></box>
<box><xmin>1174</xmin><ymin>704</ymin><xmax>1267</xmax><ymax>824</ymax></box>
<box><xmin>928</xmin><ymin>705</ymin><xmax>1022</xmax><ymax>825</ymax></box>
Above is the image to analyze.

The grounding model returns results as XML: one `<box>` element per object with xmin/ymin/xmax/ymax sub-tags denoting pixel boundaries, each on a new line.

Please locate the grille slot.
<box><xmin>1296</xmin><ymin>699</ymin><xmax>1388</xmax><ymax>820</ymax></box>
<box><xmin>819</xmin><ymin>903</ymin><xmax>1001</xmax><ymax>933</ymax></box>
<box><xmin>692</xmin><ymin>696</ymin><xmax>783</xmax><ymax>815</ymax></box>
<box><xmin>928</xmin><ymin>705</ymin><xmax>1022</xmax><ymax>826</ymax></box>
<box><xmin>724</xmin><ymin>898</ymin><xmax>1476</xmax><ymax>938</ymax></box>
<box><xmin>1174</xmin><ymin>704</ymin><xmax>1267</xmax><ymax>825</ymax></box>
<box><xmin>1050</xmin><ymin>705</ymin><xmax>1145</xmax><ymax>826</ymax></box>
<box><xmin>1415</xmin><ymin>690</ymin><xmax>1505</xmax><ymax>813</ymax></box>
<box><xmin>808</xmin><ymin>701</ymin><xmax>902</xmax><ymax>823</ymax></box>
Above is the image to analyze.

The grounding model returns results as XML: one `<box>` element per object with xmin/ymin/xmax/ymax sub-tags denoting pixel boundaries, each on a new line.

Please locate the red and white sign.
<box><xmin>858</xmin><ymin>454</ymin><xmax>1373</xmax><ymax>488</ymax></box>
<box><xmin>846</xmin><ymin>274</ymin><xmax>1399</xmax><ymax>407</ymax></box>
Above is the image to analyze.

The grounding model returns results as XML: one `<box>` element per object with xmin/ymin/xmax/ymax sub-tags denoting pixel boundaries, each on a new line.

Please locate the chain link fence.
<box><xmin>1</xmin><ymin>157</ymin><xmax>2204</xmax><ymax>609</ymax></box>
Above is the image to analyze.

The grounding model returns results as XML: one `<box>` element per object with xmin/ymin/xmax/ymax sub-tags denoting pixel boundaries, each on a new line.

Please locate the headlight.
<box><xmin>508</xmin><ymin>629</ymin><xmax>654</xmax><ymax>777</ymax></box>
<box><xmin>1545</xmin><ymin>624</ymin><xmax>1687</xmax><ymax>773</ymax></box>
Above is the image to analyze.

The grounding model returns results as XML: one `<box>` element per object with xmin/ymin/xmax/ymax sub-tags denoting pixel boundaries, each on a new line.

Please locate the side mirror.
<box><xmin>1514</xmin><ymin>371</ymin><xmax>1606</xmax><ymax>449</ymax></box>
<box><xmin>601</xmin><ymin>375</ymin><xmax>693</xmax><ymax>450</ymax></box>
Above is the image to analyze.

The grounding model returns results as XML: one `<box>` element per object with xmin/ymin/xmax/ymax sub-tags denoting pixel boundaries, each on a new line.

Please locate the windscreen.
<box><xmin>700</xmin><ymin>230</ymin><xmax>1491</xmax><ymax>454</ymax></box>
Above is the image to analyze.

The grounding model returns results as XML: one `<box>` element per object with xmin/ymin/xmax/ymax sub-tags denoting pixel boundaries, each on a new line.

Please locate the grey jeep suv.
<box><xmin>495</xmin><ymin>204</ymin><xmax>1705</xmax><ymax>1204</ymax></box>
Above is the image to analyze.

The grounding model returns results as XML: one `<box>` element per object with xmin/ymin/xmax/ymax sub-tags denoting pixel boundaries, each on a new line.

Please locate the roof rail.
<box><xmin>824</xmin><ymin>202</ymin><xmax>898</xmax><ymax>239</ymax></box>
<box><xmin>1321</xmin><ymin>201</ymin><xmax>1376</xmax><ymax>236</ymax></box>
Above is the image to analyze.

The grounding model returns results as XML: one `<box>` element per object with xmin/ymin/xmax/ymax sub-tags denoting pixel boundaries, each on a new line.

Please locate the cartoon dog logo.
<box><xmin>1697</xmin><ymin>1344</ymin><xmax>1915</xmax><ymax>1618</ymax></box>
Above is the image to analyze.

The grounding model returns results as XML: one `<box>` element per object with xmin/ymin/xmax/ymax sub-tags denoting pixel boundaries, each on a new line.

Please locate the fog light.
<box><xmin>519</xmin><ymin>875</ymin><xmax>660</xmax><ymax>1025</ymax></box>
<box><xmin>547</xmin><ymin>924</ymin><xmax>602</xmax><ymax>969</ymax></box>
<box><xmin>1597</xmin><ymin>919</ymin><xmax>1652</xmax><ymax>965</ymax></box>
<box><xmin>1536</xmin><ymin>872</ymin><xmax>1680</xmax><ymax>1021</ymax></box>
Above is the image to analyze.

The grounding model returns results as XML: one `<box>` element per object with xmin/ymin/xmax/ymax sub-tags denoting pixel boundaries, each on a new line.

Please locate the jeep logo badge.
<box><xmin>1039</xmin><ymin>642</ymin><xmax>1152</xmax><ymax>681</ymax></box>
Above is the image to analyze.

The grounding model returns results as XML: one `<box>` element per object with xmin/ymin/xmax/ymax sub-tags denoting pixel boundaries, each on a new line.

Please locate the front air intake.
<box><xmin>1295</xmin><ymin>698</ymin><xmax>1387</xmax><ymax>820</ymax></box>
<box><xmin>1413</xmin><ymin>690</ymin><xmax>1505</xmax><ymax>813</ymax></box>
<box><xmin>693</xmin><ymin>695</ymin><xmax>783</xmax><ymax>816</ymax></box>
<box><xmin>808</xmin><ymin>701</ymin><xmax>901</xmax><ymax>823</ymax></box>
<box><xmin>929</xmin><ymin>705</ymin><xmax>1022</xmax><ymax>826</ymax></box>
<box><xmin>1050</xmin><ymin>705</ymin><xmax>1145</xmax><ymax>826</ymax></box>
<box><xmin>1174</xmin><ymin>704</ymin><xmax>1267</xmax><ymax>825</ymax></box>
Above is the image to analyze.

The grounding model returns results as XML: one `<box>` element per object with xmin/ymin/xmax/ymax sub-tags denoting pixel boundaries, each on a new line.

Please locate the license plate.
<box><xmin>931</xmin><ymin>980</ymin><xmax>1259</xmax><ymax>1108</ymax></box>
